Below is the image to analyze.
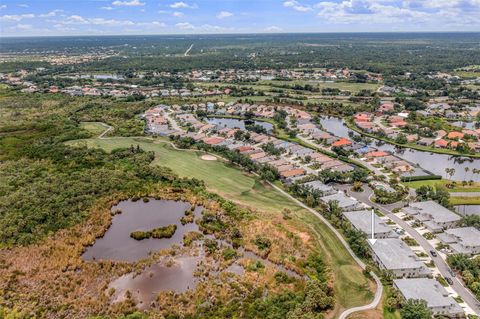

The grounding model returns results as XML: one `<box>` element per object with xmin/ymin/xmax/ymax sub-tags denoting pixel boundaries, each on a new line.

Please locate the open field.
<box><xmin>67</xmin><ymin>135</ymin><xmax>374</xmax><ymax>315</ymax></box>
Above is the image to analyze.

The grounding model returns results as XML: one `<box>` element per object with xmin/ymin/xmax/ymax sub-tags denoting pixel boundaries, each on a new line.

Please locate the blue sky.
<box><xmin>1</xmin><ymin>0</ymin><xmax>480</xmax><ymax>36</ymax></box>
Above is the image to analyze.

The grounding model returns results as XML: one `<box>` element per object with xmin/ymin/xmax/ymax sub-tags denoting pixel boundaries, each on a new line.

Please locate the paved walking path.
<box><xmin>98</xmin><ymin>123</ymin><xmax>113</xmax><ymax>139</ymax></box>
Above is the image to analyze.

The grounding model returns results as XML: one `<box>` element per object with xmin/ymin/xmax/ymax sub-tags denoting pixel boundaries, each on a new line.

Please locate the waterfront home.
<box><xmin>297</xmin><ymin>123</ymin><xmax>317</xmax><ymax>134</ymax></box>
<box><xmin>343</xmin><ymin>210</ymin><xmax>397</xmax><ymax>239</ymax></box>
<box><xmin>331</xmin><ymin>138</ymin><xmax>353</xmax><ymax>148</ymax></box>
<box><xmin>370</xmin><ymin>239</ymin><xmax>431</xmax><ymax>278</ymax></box>
<box><xmin>393</xmin><ymin>279</ymin><xmax>464</xmax><ymax>317</ymax></box>
<box><xmin>402</xmin><ymin>201</ymin><xmax>461</xmax><ymax>233</ymax></box>
<box><xmin>365</xmin><ymin>151</ymin><xmax>389</xmax><ymax>161</ymax></box>
<box><xmin>437</xmin><ymin>227</ymin><xmax>480</xmax><ymax>256</ymax></box>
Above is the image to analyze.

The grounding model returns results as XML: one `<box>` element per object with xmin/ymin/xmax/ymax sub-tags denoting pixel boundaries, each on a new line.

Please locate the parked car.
<box><xmin>445</xmin><ymin>277</ymin><xmax>453</xmax><ymax>285</ymax></box>
<box><xmin>449</xmin><ymin>270</ymin><xmax>456</xmax><ymax>277</ymax></box>
<box><xmin>430</xmin><ymin>250</ymin><xmax>437</xmax><ymax>257</ymax></box>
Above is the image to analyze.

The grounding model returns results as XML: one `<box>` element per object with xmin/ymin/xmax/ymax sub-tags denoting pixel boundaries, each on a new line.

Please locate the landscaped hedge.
<box><xmin>400</xmin><ymin>175</ymin><xmax>442</xmax><ymax>182</ymax></box>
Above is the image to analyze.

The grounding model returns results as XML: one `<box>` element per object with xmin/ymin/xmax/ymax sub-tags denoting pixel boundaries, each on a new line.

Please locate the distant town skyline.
<box><xmin>1</xmin><ymin>0</ymin><xmax>480</xmax><ymax>37</ymax></box>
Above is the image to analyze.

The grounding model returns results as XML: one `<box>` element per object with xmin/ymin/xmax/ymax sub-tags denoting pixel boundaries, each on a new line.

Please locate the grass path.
<box><xmin>67</xmin><ymin>135</ymin><xmax>375</xmax><ymax>315</ymax></box>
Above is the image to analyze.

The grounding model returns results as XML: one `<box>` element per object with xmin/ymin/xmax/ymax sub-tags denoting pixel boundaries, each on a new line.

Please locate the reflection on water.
<box><xmin>83</xmin><ymin>199</ymin><xmax>202</xmax><ymax>262</ymax></box>
<box><xmin>206</xmin><ymin>117</ymin><xmax>273</xmax><ymax>133</ymax></box>
<box><xmin>320</xmin><ymin>117</ymin><xmax>480</xmax><ymax>182</ymax></box>
<box><xmin>109</xmin><ymin>256</ymin><xmax>199</xmax><ymax>310</ymax></box>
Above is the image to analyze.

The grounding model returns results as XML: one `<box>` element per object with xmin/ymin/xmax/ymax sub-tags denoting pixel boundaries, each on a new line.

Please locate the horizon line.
<box><xmin>2</xmin><ymin>30</ymin><xmax>480</xmax><ymax>39</ymax></box>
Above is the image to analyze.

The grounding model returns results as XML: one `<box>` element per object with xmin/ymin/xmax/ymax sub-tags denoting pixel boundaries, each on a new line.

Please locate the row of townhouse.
<box><xmin>339</xmin><ymin>205</ymin><xmax>465</xmax><ymax>317</ymax></box>
<box><xmin>401</xmin><ymin>201</ymin><xmax>480</xmax><ymax>256</ymax></box>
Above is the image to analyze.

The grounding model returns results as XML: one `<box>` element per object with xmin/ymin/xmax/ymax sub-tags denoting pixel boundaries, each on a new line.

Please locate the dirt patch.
<box><xmin>201</xmin><ymin>154</ymin><xmax>217</xmax><ymax>161</ymax></box>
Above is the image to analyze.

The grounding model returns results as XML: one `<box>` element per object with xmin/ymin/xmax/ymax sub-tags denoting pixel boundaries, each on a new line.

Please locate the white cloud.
<box><xmin>101</xmin><ymin>6</ymin><xmax>114</xmax><ymax>10</ymax></box>
<box><xmin>172</xmin><ymin>11</ymin><xmax>184</xmax><ymax>17</ymax></box>
<box><xmin>0</xmin><ymin>5</ymin><xmax>7</xmax><ymax>10</ymax></box>
<box><xmin>17</xmin><ymin>24</ymin><xmax>32</xmax><ymax>29</ymax></box>
<box><xmin>283</xmin><ymin>0</ymin><xmax>312</xmax><ymax>12</ymax></box>
<box><xmin>18</xmin><ymin>4</ymin><xmax>29</xmax><ymax>8</ymax></box>
<box><xmin>61</xmin><ymin>15</ymin><xmax>159</xmax><ymax>27</ymax></box>
<box><xmin>112</xmin><ymin>0</ymin><xmax>145</xmax><ymax>7</ymax></box>
<box><xmin>0</xmin><ymin>13</ymin><xmax>35</xmax><ymax>22</ymax></box>
<box><xmin>312</xmin><ymin>0</ymin><xmax>480</xmax><ymax>29</ymax></box>
<box><xmin>176</xmin><ymin>22</ymin><xmax>194</xmax><ymax>29</ymax></box>
<box><xmin>170</xmin><ymin>2</ymin><xmax>197</xmax><ymax>9</ymax></box>
<box><xmin>216</xmin><ymin>11</ymin><xmax>233</xmax><ymax>19</ymax></box>
<box><xmin>264</xmin><ymin>25</ymin><xmax>283</xmax><ymax>32</ymax></box>
<box><xmin>39</xmin><ymin>10</ymin><xmax>63</xmax><ymax>18</ymax></box>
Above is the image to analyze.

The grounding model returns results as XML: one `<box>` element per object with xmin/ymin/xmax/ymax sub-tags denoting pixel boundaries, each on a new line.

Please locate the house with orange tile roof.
<box><xmin>332</xmin><ymin>138</ymin><xmax>352</xmax><ymax>148</ymax></box>
<box><xmin>280</xmin><ymin>168</ymin><xmax>306</xmax><ymax>178</ymax></box>
<box><xmin>203</xmin><ymin>137</ymin><xmax>224</xmax><ymax>145</ymax></box>
<box><xmin>250</xmin><ymin>151</ymin><xmax>267</xmax><ymax>160</ymax></box>
<box><xmin>435</xmin><ymin>139</ymin><xmax>448</xmax><ymax>148</ymax></box>
<box><xmin>236</xmin><ymin>146</ymin><xmax>254</xmax><ymax>153</ymax></box>
<box><xmin>354</xmin><ymin>113</ymin><xmax>371</xmax><ymax>122</ymax></box>
<box><xmin>366</xmin><ymin>151</ymin><xmax>389</xmax><ymax>158</ymax></box>
<box><xmin>447</xmin><ymin>132</ymin><xmax>464</xmax><ymax>140</ymax></box>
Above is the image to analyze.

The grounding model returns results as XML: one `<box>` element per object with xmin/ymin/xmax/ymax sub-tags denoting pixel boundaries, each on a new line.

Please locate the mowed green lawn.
<box><xmin>404</xmin><ymin>179</ymin><xmax>480</xmax><ymax>193</ymax></box>
<box><xmin>67</xmin><ymin>136</ymin><xmax>374</xmax><ymax>313</ymax></box>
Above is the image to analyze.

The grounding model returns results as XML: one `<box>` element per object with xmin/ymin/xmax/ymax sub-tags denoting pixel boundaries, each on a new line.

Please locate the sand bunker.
<box><xmin>201</xmin><ymin>154</ymin><xmax>217</xmax><ymax>161</ymax></box>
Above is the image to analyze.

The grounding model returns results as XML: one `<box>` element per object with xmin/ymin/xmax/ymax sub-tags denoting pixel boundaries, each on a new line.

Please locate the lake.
<box><xmin>320</xmin><ymin>117</ymin><xmax>480</xmax><ymax>182</ymax></box>
<box><xmin>109</xmin><ymin>255</ymin><xmax>199</xmax><ymax>310</ymax></box>
<box><xmin>83</xmin><ymin>199</ymin><xmax>202</xmax><ymax>262</ymax></box>
<box><xmin>206</xmin><ymin>117</ymin><xmax>273</xmax><ymax>133</ymax></box>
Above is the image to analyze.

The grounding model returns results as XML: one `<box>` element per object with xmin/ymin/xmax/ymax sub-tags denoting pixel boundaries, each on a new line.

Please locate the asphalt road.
<box><xmin>344</xmin><ymin>185</ymin><xmax>480</xmax><ymax>315</ymax></box>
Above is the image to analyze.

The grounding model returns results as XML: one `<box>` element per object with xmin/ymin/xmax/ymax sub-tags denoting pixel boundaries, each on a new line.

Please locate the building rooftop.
<box><xmin>343</xmin><ymin>211</ymin><xmax>396</xmax><ymax>237</ymax></box>
<box><xmin>394</xmin><ymin>278</ymin><xmax>463</xmax><ymax>314</ymax></box>
<box><xmin>302</xmin><ymin>181</ymin><xmax>335</xmax><ymax>194</ymax></box>
<box><xmin>371</xmin><ymin>238</ymin><xmax>429</xmax><ymax>272</ymax></box>
<box><xmin>321</xmin><ymin>192</ymin><xmax>358</xmax><ymax>209</ymax></box>
<box><xmin>408</xmin><ymin>201</ymin><xmax>461</xmax><ymax>223</ymax></box>
<box><xmin>445</xmin><ymin>227</ymin><xmax>480</xmax><ymax>247</ymax></box>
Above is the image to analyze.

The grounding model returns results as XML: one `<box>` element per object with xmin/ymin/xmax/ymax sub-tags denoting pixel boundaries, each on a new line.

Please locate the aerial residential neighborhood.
<box><xmin>1</xmin><ymin>2</ymin><xmax>480</xmax><ymax>318</ymax></box>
